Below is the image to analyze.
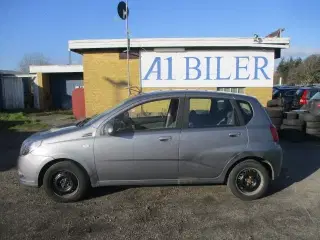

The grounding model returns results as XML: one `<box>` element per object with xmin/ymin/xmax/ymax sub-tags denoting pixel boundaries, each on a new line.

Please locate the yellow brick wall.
<box><xmin>37</xmin><ymin>73</ymin><xmax>51</xmax><ymax>110</ymax></box>
<box><xmin>82</xmin><ymin>51</ymin><xmax>271</xmax><ymax>116</ymax></box>
<box><xmin>83</xmin><ymin>51</ymin><xmax>140</xmax><ymax>117</ymax></box>
<box><xmin>245</xmin><ymin>87</ymin><xmax>272</xmax><ymax>107</ymax></box>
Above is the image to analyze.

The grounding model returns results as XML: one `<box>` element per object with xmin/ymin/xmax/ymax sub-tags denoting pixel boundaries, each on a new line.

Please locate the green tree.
<box><xmin>288</xmin><ymin>54</ymin><xmax>320</xmax><ymax>84</ymax></box>
<box><xmin>276</xmin><ymin>57</ymin><xmax>302</xmax><ymax>84</ymax></box>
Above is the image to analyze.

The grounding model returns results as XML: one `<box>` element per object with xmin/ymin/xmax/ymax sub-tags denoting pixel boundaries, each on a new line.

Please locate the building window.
<box><xmin>119</xmin><ymin>51</ymin><xmax>139</xmax><ymax>59</ymax></box>
<box><xmin>217</xmin><ymin>87</ymin><xmax>245</xmax><ymax>94</ymax></box>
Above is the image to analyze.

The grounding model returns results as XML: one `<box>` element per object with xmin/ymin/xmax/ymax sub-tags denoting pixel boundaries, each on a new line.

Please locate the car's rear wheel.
<box><xmin>227</xmin><ymin>160</ymin><xmax>270</xmax><ymax>201</ymax></box>
<box><xmin>43</xmin><ymin>161</ymin><xmax>90</xmax><ymax>202</ymax></box>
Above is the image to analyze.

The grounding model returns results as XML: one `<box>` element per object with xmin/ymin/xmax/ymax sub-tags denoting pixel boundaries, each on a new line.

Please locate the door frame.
<box><xmin>181</xmin><ymin>93</ymin><xmax>246</xmax><ymax>129</ymax></box>
<box><xmin>96</xmin><ymin>95</ymin><xmax>187</xmax><ymax>136</ymax></box>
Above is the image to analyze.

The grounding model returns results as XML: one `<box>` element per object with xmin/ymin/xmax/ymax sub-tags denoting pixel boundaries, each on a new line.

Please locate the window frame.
<box><xmin>100</xmin><ymin>96</ymin><xmax>185</xmax><ymax>135</ymax></box>
<box><xmin>182</xmin><ymin>95</ymin><xmax>245</xmax><ymax>130</ymax></box>
<box><xmin>217</xmin><ymin>87</ymin><xmax>245</xmax><ymax>94</ymax></box>
<box><xmin>235</xmin><ymin>100</ymin><xmax>254</xmax><ymax>125</ymax></box>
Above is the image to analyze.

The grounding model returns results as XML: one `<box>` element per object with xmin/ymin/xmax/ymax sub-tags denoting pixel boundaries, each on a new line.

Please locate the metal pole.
<box><xmin>126</xmin><ymin>0</ymin><xmax>130</xmax><ymax>96</ymax></box>
<box><xmin>68</xmin><ymin>50</ymin><xmax>72</xmax><ymax>65</ymax></box>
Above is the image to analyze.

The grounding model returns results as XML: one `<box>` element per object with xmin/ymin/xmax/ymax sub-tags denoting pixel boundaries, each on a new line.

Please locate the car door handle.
<box><xmin>229</xmin><ymin>132</ymin><xmax>241</xmax><ymax>137</ymax></box>
<box><xmin>159</xmin><ymin>136</ymin><xmax>172</xmax><ymax>141</ymax></box>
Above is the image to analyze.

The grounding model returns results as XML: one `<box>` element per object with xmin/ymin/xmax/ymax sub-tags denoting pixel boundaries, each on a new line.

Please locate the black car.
<box><xmin>272</xmin><ymin>86</ymin><xmax>299</xmax><ymax>110</ymax></box>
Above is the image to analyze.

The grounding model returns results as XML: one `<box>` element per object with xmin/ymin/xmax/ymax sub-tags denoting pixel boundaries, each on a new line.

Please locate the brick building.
<box><xmin>33</xmin><ymin>37</ymin><xmax>290</xmax><ymax>116</ymax></box>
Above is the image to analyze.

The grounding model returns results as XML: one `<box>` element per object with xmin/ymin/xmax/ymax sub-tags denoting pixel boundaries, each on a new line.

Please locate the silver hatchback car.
<box><xmin>18</xmin><ymin>90</ymin><xmax>282</xmax><ymax>202</ymax></box>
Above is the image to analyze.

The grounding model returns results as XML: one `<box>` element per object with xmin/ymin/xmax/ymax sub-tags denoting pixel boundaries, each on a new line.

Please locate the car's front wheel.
<box><xmin>227</xmin><ymin>160</ymin><xmax>270</xmax><ymax>201</ymax></box>
<box><xmin>43</xmin><ymin>161</ymin><xmax>90</xmax><ymax>202</ymax></box>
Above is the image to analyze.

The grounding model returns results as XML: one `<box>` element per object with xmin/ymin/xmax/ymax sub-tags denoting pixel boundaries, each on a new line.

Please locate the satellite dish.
<box><xmin>117</xmin><ymin>1</ymin><xmax>129</xmax><ymax>20</ymax></box>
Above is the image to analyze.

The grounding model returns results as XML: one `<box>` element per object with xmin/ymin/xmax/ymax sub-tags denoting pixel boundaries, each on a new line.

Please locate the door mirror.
<box><xmin>104</xmin><ymin>122</ymin><xmax>115</xmax><ymax>135</ymax></box>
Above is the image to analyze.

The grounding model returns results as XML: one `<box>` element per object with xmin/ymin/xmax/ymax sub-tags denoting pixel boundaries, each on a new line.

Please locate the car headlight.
<box><xmin>20</xmin><ymin>140</ymin><xmax>42</xmax><ymax>156</ymax></box>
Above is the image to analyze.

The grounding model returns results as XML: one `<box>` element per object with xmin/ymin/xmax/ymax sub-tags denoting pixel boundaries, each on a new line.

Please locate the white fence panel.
<box><xmin>1</xmin><ymin>76</ymin><xmax>24</xmax><ymax>109</ymax></box>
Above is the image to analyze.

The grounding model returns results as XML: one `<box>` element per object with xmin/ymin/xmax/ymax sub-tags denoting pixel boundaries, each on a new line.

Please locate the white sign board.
<box><xmin>140</xmin><ymin>50</ymin><xmax>274</xmax><ymax>87</ymax></box>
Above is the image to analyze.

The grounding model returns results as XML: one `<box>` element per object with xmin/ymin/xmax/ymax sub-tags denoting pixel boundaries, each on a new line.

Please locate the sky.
<box><xmin>0</xmin><ymin>0</ymin><xmax>319</xmax><ymax>70</ymax></box>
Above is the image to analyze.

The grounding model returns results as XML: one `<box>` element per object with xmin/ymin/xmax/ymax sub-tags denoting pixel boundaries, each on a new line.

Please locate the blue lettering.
<box><xmin>204</xmin><ymin>57</ymin><xmax>212</xmax><ymax>80</ymax></box>
<box><xmin>253</xmin><ymin>56</ymin><xmax>270</xmax><ymax>80</ymax></box>
<box><xmin>143</xmin><ymin>57</ymin><xmax>161</xmax><ymax>80</ymax></box>
<box><xmin>185</xmin><ymin>57</ymin><xmax>201</xmax><ymax>80</ymax></box>
<box><xmin>235</xmin><ymin>57</ymin><xmax>250</xmax><ymax>80</ymax></box>
<box><xmin>216</xmin><ymin>57</ymin><xmax>231</xmax><ymax>80</ymax></box>
<box><xmin>165</xmin><ymin>57</ymin><xmax>174</xmax><ymax>80</ymax></box>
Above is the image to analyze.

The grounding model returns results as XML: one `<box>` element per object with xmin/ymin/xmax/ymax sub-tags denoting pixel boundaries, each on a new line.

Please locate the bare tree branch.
<box><xmin>18</xmin><ymin>53</ymin><xmax>51</xmax><ymax>73</ymax></box>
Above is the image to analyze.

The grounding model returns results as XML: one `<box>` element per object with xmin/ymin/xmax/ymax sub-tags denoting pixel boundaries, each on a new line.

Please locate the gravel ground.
<box><xmin>0</xmin><ymin>118</ymin><xmax>319</xmax><ymax>240</ymax></box>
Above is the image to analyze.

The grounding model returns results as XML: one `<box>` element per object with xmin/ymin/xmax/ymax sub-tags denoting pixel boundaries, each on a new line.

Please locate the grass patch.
<box><xmin>0</xmin><ymin>112</ymin><xmax>49</xmax><ymax>132</ymax></box>
<box><xmin>34</xmin><ymin>110</ymin><xmax>73</xmax><ymax>116</ymax></box>
<box><xmin>0</xmin><ymin>112</ymin><xmax>28</xmax><ymax>121</ymax></box>
<box><xmin>9</xmin><ymin>120</ymin><xmax>49</xmax><ymax>131</ymax></box>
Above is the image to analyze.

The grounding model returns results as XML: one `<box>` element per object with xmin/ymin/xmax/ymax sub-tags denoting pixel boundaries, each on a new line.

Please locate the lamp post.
<box><xmin>125</xmin><ymin>0</ymin><xmax>130</xmax><ymax>96</ymax></box>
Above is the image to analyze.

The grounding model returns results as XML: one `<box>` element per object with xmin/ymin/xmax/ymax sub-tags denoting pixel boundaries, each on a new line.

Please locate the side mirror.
<box><xmin>104</xmin><ymin>122</ymin><xmax>115</xmax><ymax>135</ymax></box>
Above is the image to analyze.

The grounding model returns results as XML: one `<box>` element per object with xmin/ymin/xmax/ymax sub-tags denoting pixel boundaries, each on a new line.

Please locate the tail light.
<box><xmin>270</xmin><ymin>125</ymin><xmax>279</xmax><ymax>142</ymax></box>
<box><xmin>299</xmin><ymin>90</ymin><xmax>308</xmax><ymax>105</ymax></box>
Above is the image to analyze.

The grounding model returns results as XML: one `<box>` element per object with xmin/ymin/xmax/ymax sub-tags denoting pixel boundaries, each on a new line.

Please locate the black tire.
<box><xmin>43</xmin><ymin>161</ymin><xmax>90</xmax><ymax>203</ymax></box>
<box><xmin>303</xmin><ymin>113</ymin><xmax>320</xmax><ymax>122</ymax></box>
<box><xmin>270</xmin><ymin>117</ymin><xmax>282</xmax><ymax>125</ymax></box>
<box><xmin>267</xmin><ymin>99</ymin><xmax>281</xmax><ymax>107</ymax></box>
<box><xmin>286</xmin><ymin>112</ymin><xmax>298</xmax><ymax>120</ymax></box>
<box><xmin>280</xmin><ymin>124</ymin><xmax>304</xmax><ymax>131</ymax></box>
<box><xmin>227</xmin><ymin>160</ymin><xmax>269</xmax><ymax>201</ymax></box>
<box><xmin>282</xmin><ymin>119</ymin><xmax>304</xmax><ymax>126</ymax></box>
<box><xmin>306</xmin><ymin>128</ymin><xmax>320</xmax><ymax>135</ymax></box>
<box><xmin>266</xmin><ymin>108</ymin><xmax>283</xmax><ymax>118</ymax></box>
<box><xmin>306</xmin><ymin>121</ymin><xmax>320</xmax><ymax>129</ymax></box>
<box><xmin>298</xmin><ymin>112</ymin><xmax>306</xmax><ymax>120</ymax></box>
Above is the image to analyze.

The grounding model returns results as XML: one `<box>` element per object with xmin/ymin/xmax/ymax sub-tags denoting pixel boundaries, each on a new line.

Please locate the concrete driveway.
<box><xmin>0</xmin><ymin>124</ymin><xmax>319</xmax><ymax>239</ymax></box>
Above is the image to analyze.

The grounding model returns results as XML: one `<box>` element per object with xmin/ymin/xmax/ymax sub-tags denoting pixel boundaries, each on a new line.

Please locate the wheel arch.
<box><xmin>38</xmin><ymin>158</ymin><xmax>92</xmax><ymax>187</ymax></box>
<box><xmin>223</xmin><ymin>156</ymin><xmax>274</xmax><ymax>183</ymax></box>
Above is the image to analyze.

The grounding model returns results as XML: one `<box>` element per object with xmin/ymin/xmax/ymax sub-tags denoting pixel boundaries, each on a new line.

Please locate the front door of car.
<box><xmin>94</xmin><ymin>97</ymin><xmax>183</xmax><ymax>182</ymax></box>
<box><xmin>179</xmin><ymin>96</ymin><xmax>249</xmax><ymax>179</ymax></box>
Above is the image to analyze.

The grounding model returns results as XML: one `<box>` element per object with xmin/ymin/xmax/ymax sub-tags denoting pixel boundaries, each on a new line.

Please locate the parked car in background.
<box><xmin>18</xmin><ymin>90</ymin><xmax>282</xmax><ymax>202</ymax></box>
<box><xmin>292</xmin><ymin>87</ymin><xmax>320</xmax><ymax>110</ymax></box>
<box><xmin>272</xmin><ymin>86</ymin><xmax>299</xmax><ymax>110</ymax></box>
<box><xmin>305</xmin><ymin>92</ymin><xmax>320</xmax><ymax>115</ymax></box>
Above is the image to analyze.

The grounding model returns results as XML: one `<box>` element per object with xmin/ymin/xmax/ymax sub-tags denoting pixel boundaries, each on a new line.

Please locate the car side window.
<box><xmin>188</xmin><ymin>98</ymin><xmax>238</xmax><ymax>128</ymax></box>
<box><xmin>109</xmin><ymin>98</ymin><xmax>180</xmax><ymax>133</ymax></box>
<box><xmin>236</xmin><ymin>100</ymin><xmax>253</xmax><ymax>124</ymax></box>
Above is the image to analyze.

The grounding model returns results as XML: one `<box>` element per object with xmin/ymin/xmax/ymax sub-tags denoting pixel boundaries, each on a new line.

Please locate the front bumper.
<box><xmin>17</xmin><ymin>154</ymin><xmax>54</xmax><ymax>187</ymax></box>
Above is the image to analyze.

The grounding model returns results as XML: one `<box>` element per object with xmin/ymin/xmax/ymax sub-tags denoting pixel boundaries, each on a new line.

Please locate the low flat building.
<box><xmin>32</xmin><ymin>37</ymin><xmax>290</xmax><ymax>116</ymax></box>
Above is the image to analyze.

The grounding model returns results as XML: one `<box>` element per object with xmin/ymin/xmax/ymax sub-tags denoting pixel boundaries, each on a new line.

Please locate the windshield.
<box><xmin>83</xmin><ymin>97</ymin><xmax>135</xmax><ymax>127</ymax></box>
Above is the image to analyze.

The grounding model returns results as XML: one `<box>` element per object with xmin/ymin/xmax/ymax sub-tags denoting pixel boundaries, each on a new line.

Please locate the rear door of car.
<box><xmin>178</xmin><ymin>93</ymin><xmax>249</xmax><ymax>179</ymax></box>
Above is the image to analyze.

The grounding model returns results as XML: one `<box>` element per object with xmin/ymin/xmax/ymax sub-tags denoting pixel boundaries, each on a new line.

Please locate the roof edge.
<box><xmin>69</xmin><ymin>37</ymin><xmax>290</xmax><ymax>52</ymax></box>
<box><xmin>29</xmin><ymin>65</ymin><xmax>83</xmax><ymax>74</ymax></box>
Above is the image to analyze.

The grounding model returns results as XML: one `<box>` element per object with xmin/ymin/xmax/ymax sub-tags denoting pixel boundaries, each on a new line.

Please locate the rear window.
<box><xmin>296</xmin><ymin>89</ymin><xmax>305</xmax><ymax>97</ymax></box>
<box><xmin>311</xmin><ymin>92</ymin><xmax>320</xmax><ymax>100</ymax></box>
<box><xmin>272</xmin><ymin>89</ymin><xmax>280</xmax><ymax>98</ymax></box>
<box><xmin>236</xmin><ymin>100</ymin><xmax>253</xmax><ymax>124</ymax></box>
<box><xmin>309</xmin><ymin>89</ymin><xmax>319</xmax><ymax>99</ymax></box>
